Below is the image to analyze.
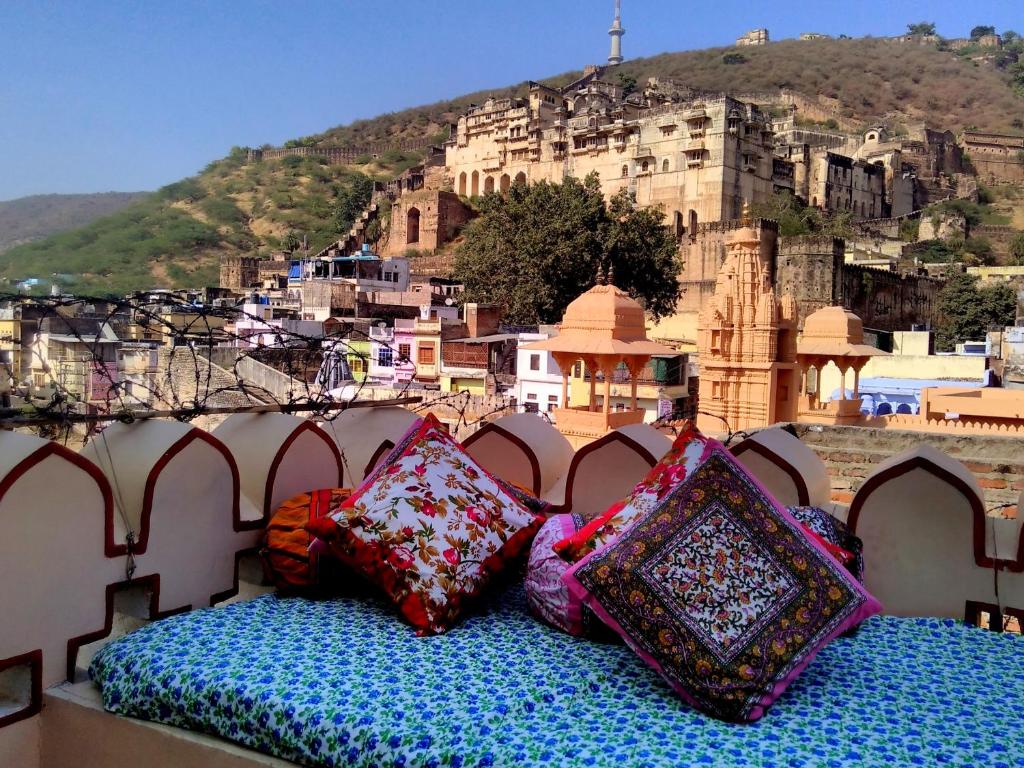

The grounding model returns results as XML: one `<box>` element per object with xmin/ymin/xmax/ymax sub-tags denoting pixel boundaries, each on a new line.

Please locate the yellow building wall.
<box><xmin>648</xmin><ymin>312</ymin><xmax>700</xmax><ymax>346</ymax></box>
<box><xmin>442</xmin><ymin>376</ymin><xmax>486</xmax><ymax>395</ymax></box>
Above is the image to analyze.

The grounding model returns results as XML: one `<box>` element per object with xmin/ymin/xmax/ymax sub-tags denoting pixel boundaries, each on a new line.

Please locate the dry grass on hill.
<box><xmin>314</xmin><ymin>37</ymin><xmax>1024</xmax><ymax>148</ymax></box>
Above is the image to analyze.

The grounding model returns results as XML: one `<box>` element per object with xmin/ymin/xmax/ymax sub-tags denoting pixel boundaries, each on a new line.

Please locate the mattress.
<box><xmin>90</xmin><ymin>584</ymin><xmax>1024</xmax><ymax>768</ymax></box>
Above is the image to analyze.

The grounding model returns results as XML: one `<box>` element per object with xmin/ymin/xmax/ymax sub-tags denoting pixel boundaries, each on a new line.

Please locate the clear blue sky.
<box><xmin>1</xmin><ymin>0</ymin><xmax>1018</xmax><ymax>201</ymax></box>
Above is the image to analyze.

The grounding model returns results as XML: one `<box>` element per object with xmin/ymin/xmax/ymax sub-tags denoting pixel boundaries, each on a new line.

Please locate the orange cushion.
<box><xmin>260</xmin><ymin>488</ymin><xmax>353</xmax><ymax>593</ymax></box>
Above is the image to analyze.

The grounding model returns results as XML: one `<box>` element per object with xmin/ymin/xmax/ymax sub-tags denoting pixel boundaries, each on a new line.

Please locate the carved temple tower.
<box><xmin>696</xmin><ymin>211</ymin><xmax>800</xmax><ymax>434</ymax></box>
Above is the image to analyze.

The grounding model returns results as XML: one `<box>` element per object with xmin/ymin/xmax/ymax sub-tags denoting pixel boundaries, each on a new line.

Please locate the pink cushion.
<box><xmin>525</xmin><ymin>514</ymin><xmax>589</xmax><ymax>635</ymax></box>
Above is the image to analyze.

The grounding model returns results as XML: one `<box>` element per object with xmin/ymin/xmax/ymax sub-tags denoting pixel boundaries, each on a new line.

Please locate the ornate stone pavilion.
<box><xmin>696</xmin><ymin>211</ymin><xmax>800</xmax><ymax>435</ymax></box>
<box><xmin>522</xmin><ymin>283</ymin><xmax>673</xmax><ymax>448</ymax></box>
<box><xmin>797</xmin><ymin>306</ymin><xmax>888</xmax><ymax>425</ymax></box>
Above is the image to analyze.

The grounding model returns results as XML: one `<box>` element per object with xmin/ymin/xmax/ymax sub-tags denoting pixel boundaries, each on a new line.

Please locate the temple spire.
<box><xmin>608</xmin><ymin>0</ymin><xmax>624</xmax><ymax>65</ymax></box>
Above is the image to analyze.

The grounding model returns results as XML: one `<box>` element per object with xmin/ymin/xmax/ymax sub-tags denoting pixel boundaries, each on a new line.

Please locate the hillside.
<box><xmin>307</xmin><ymin>38</ymin><xmax>1024</xmax><ymax>147</ymax></box>
<box><xmin>0</xmin><ymin>192</ymin><xmax>149</xmax><ymax>254</ymax></box>
<box><xmin>3</xmin><ymin>35</ymin><xmax>1023</xmax><ymax>296</ymax></box>
<box><xmin>0</xmin><ymin>151</ymin><xmax>419</xmax><ymax>295</ymax></box>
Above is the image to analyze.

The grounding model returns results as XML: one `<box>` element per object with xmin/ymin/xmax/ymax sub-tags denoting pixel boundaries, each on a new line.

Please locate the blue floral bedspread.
<box><xmin>89</xmin><ymin>584</ymin><xmax>1024</xmax><ymax>768</ymax></box>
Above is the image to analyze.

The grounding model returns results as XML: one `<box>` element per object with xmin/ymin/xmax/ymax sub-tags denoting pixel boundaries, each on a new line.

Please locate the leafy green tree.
<box><xmin>1009</xmin><ymin>232</ymin><xmax>1024</xmax><ymax>265</ymax></box>
<box><xmin>935</xmin><ymin>272</ymin><xmax>1017</xmax><ymax>351</ymax></box>
<box><xmin>906</xmin><ymin>22</ymin><xmax>936</xmax><ymax>36</ymax></box>
<box><xmin>453</xmin><ymin>174</ymin><xmax>680</xmax><ymax>324</ymax></box>
<box><xmin>333</xmin><ymin>174</ymin><xmax>374</xmax><ymax>234</ymax></box>
<box><xmin>282</xmin><ymin>231</ymin><xmax>302</xmax><ymax>252</ymax></box>
<box><xmin>616</xmin><ymin>73</ymin><xmax>638</xmax><ymax>98</ymax></box>
<box><xmin>602</xmin><ymin>191</ymin><xmax>681</xmax><ymax>320</ymax></box>
<box><xmin>970</xmin><ymin>25</ymin><xmax>996</xmax><ymax>40</ymax></box>
<box><xmin>962</xmin><ymin>236</ymin><xmax>994</xmax><ymax>265</ymax></box>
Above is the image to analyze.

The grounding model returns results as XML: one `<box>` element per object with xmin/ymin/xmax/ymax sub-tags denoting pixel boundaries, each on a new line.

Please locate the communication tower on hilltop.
<box><xmin>608</xmin><ymin>0</ymin><xmax>625</xmax><ymax>65</ymax></box>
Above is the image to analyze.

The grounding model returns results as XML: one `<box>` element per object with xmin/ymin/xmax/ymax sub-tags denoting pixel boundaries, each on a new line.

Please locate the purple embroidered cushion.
<box><xmin>786</xmin><ymin>505</ymin><xmax>865</xmax><ymax>583</ymax></box>
<box><xmin>565</xmin><ymin>445</ymin><xmax>882</xmax><ymax>723</ymax></box>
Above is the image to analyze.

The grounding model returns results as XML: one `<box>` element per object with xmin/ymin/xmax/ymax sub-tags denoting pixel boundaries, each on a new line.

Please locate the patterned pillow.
<box><xmin>787</xmin><ymin>505</ymin><xmax>865</xmax><ymax>583</ymax></box>
<box><xmin>259</xmin><ymin>488</ymin><xmax>354</xmax><ymax>594</ymax></box>
<box><xmin>565</xmin><ymin>446</ymin><xmax>882</xmax><ymax>722</ymax></box>
<box><xmin>360</xmin><ymin>415</ymin><xmax>552</xmax><ymax>519</ymax></box>
<box><xmin>554</xmin><ymin>426</ymin><xmax>710</xmax><ymax>563</ymax></box>
<box><xmin>308</xmin><ymin>414</ymin><xmax>543</xmax><ymax>635</ymax></box>
<box><xmin>525</xmin><ymin>514</ymin><xmax>616</xmax><ymax>640</ymax></box>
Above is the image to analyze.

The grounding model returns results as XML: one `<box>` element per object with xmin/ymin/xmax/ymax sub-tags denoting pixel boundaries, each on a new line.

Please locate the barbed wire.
<box><xmin>0</xmin><ymin>291</ymin><xmax>528</xmax><ymax>445</ymax></box>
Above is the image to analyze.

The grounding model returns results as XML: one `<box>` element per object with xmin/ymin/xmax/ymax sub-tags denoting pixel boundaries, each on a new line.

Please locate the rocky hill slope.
<box><xmin>2</xmin><ymin>36</ymin><xmax>1022</xmax><ymax>296</ymax></box>
<box><xmin>0</xmin><ymin>192</ymin><xmax>149</xmax><ymax>254</ymax></box>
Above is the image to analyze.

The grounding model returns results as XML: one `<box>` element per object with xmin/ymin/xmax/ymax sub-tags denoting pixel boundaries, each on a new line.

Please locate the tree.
<box><xmin>282</xmin><ymin>231</ymin><xmax>302</xmax><ymax>252</ymax></box>
<box><xmin>906</xmin><ymin>22</ymin><xmax>936</xmax><ymax>36</ymax></box>
<box><xmin>935</xmin><ymin>272</ymin><xmax>1017</xmax><ymax>351</ymax></box>
<box><xmin>602</xmin><ymin>191</ymin><xmax>681</xmax><ymax>319</ymax></box>
<box><xmin>962</xmin><ymin>236</ymin><xmax>994</xmax><ymax>265</ymax></box>
<box><xmin>452</xmin><ymin>174</ymin><xmax>680</xmax><ymax>324</ymax></box>
<box><xmin>1009</xmin><ymin>232</ymin><xmax>1024</xmax><ymax>265</ymax></box>
<box><xmin>616</xmin><ymin>72</ymin><xmax>638</xmax><ymax>98</ymax></box>
<box><xmin>333</xmin><ymin>173</ymin><xmax>374</xmax><ymax>234</ymax></box>
<box><xmin>970</xmin><ymin>25</ymin><xmax>996</xmax><ymax>40</ymax></box>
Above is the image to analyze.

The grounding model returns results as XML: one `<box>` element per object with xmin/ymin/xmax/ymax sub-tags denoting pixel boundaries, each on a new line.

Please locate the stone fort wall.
<box><xmin>247</xmin><ymin>137</ymin><xmax>438</xmax><ymax>165</ymax></box>
<box><xmin>775</xmin><ymin>235</ymin><xmax>940</xmax><ymax>331</ymax></box>
<box><xmin>681</xmin><ymin>224</ymin><xmax>941</xmax><ymax>333</ymax></box>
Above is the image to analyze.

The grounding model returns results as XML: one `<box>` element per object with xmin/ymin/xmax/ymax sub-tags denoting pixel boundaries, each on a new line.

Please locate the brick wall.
<box><xmin>788</xmin><ymin>423</ymin><xmax>1022</xmax><ymax>517</ymax></box>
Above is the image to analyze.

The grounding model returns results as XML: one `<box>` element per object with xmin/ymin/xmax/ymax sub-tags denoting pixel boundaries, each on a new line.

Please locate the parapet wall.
<box><xmin>794</xmin><ymin>423</ymin><xmax>1022</xmax><ymax>515</ymax></box>
<box><xmin>839</xmin><ymin>263</ymin><xmax>940</xmax><ymax>331</ymax></box>
<box><xmin>247</xmin><ymin>137</ymin><xmax>439</xmax><ymax>165</ymax></box>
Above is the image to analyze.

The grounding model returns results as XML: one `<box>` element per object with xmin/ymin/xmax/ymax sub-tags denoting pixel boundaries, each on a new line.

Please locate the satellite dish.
<box><xmin>445</xmin><ymin>298</ymin><xmax>455</xmax><ymax>306</ymax></box>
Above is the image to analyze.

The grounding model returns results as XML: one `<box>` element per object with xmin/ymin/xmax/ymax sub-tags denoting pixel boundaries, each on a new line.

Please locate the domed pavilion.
<box><xmin>521</xmin><ymin>283</ymin><xmax>673</xmax><ymax>448</ymax></box>
<box><xmin>797</xmin><ymin>306</ymin><xmax>887</xmax><ymax>424</ymax></box>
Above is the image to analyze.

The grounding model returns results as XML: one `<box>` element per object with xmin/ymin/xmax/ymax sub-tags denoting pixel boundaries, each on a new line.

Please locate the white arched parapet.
<box><xmin>0</xmin><ymin>431</ymin><xmax>122</xmax><ymax>727</ymax></box>
<box><xmin>81</xmin><ymin>420</ymin><xmax>255</xmax><ymax>616</ymax></box>
<box><xmin>213</xmin><ymin>413</ymin><xmax>344</xmax><ymax>518</ymax></box>
<box><xmin>545</xmin><ymin>424</ymin><xmax>671</xmax><ymax>519</ymax></box>
<box><xmin>463</xmin><ymin>414</ymin><xmax>573</xmax><ymax>496</ymax></box>
<box><xmin>731</xmin><ymin>427</ymin><xmax>832</xmax><ymax>508</ymax></box>
<box><xmin>319</xmin><ymin>406</ymin><xmax>421</xmax><ymax>482</ymax></box>
<box><xmin>848</xmin><ymin>444</ymin><xmax>1024</xmax><ymax>619</ymax></box>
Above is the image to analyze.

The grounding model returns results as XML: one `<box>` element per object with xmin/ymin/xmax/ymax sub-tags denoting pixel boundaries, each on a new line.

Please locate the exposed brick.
<box><xmin>826</xmin><ymin>451</ymin><xmax>867</xmax><ymax>464</ymax></box>
<box><xmin>831</xmin><ymin>490</ymin><xmax>855</xmax><ymax>504</ymax></box>
<box><xmin>978</xmin><ymin>477</ymin><xmax>1008</xmax><ymax>490</ymax></box>
<box><xmin>845</xmin><ymin>467</ymin><xmax>868</xmax><ymax>478</ymax></box>
<box><xmin>964</xmin><ymin>462</ymin><xmax>994</xmax><ymax>474</ymax></box>
<box><xmin>1012</xmin><ymin>480</ymin><xmax>1024</xmax><ymax>492</ymax></box>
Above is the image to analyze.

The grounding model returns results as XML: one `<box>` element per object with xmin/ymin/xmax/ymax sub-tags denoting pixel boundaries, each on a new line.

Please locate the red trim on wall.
<box><xmin>107</xmin><ymin>428</ymin><xmax>245</xmax><ymax>556</ymax></box>
<box><xmin>263</xmin><ymin>421</ymin><xmax>344</xmax><ymax>519</ymax></box>
<box><xmin>548</xmin><ymin>430</ymin><xmax>659</xmax><ymax>515</ymax></box>
<box><xmin>847</xmin><ymin>455</ymin><xmax>1022</xmax><ymax>571</ymax></box>
<box><xmin>0</xmin><ymin>650</ymin><xmax>42</xmax><ymax>729</ymax></box>
<box><xmin>731</xmin><ymin>438</ymin><xmax>811</xmax><ymax>506</ymax></box>
<box><xmin>363</xmin><ymin>440</ymin><xmax>395</xmax><ymax>480</ymax></box>
<box><xmin>463</xmin><ymin>423</ymin><xmax>543</xmax><ymax>496</ymax></box>
<box><xmin>0</xmin><ymin>442</ymin><xmax>114</xmax><ymax>724</ymax></box>
<box><xmin>0</xmin><ymin>441</ymin><xmax>116</xmax><ymax>554</ymax></box>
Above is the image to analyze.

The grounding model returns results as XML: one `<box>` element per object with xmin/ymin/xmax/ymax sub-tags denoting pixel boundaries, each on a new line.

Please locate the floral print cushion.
<box><xmin>554</xmin><ymin>426</ymin><xmax>710</xmax><ymax>563</ymax></box>
<box><xmin>565</xmin><ymin>446</ymin><xmax>882</xmax><ymax>722</ymax></box>
<box><xmin>310</xmin><ymin>413</ymin><xmax>543</xmax><ymax>634</ymax></box>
